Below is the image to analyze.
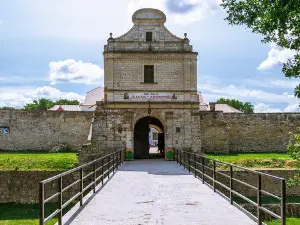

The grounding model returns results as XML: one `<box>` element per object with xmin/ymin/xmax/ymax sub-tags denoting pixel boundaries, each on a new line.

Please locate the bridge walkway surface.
<box><xmin>62</xmin><ymin>159</ymin><xmax>256</xmax><ymax>225</ymax></box>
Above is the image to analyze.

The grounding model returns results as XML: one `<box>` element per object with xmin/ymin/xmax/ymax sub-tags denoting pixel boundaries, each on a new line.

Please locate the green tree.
<box><xmin>221</xmin><ymin>0</ymin><xmax>300</xmax><ymax>98</ymax></box>
<box><xmin>287</xmin><ymin>128</ymin><xmax>300</xmax><ymax>186</ymax></box>
<box><xmin>0</xmin><ymin>106</ymin><xmax>16</xmax><ymax>110</ymax></box>
<box><xmin>56</xmin><ymin>99</ymin><xmax>80</xmax><ymax>105</ymax></box>
<box><xmin>24</xmin><ymin>98</ymin><xmax>55</xmax><ymax>110</ymax></box>
<box><xmin>23</xmin><ymin>98</ymin><xmax>80</xmax><ymax>110</ymax></box>
<box><xmin>216</xmin><ymin>98</ymin><xmax>254</xmax><ymax>113</ymax></box>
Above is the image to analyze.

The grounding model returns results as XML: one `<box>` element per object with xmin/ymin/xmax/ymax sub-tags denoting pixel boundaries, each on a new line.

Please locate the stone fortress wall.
<box><xmin>200</xmin><ymin>112</ymin><xmax>300</xmax><ymax>153</ymax></box>
<box><xmin>0</xmin><ymin>110</ymin><xmax>93</xmax><ymax>151</ymax></box>
<box><xmin>1</xmin><ymin>109</ymin><xmax>299</xmax><ymax>153</ymax></box>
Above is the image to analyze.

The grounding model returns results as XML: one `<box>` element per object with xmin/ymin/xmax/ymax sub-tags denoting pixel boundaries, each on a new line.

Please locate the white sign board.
<box><xmin>125</xmin><ymin>92</ymin><xmax>177</xmax><ymax>101</ymax></box>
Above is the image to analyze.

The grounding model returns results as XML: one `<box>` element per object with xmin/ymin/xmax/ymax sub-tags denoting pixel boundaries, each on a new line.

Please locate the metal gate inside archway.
<box><xmin>133</xmin><ymin>116</ymin><xmax>164</xmax><ymax>159</ymax></box>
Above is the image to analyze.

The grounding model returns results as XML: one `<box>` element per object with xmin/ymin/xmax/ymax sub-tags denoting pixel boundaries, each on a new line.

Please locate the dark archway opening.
<box><xmin>134</xmin><ymin>116</ymin><xmax>164</xmax><ymax>159</ymax></box>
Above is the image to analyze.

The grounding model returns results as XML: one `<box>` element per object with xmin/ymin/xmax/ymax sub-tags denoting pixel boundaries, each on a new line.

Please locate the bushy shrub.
<box><xmin>287</xmin><ymin>128</ymin><xmax>300</xmax><ymax>187</ymax></box>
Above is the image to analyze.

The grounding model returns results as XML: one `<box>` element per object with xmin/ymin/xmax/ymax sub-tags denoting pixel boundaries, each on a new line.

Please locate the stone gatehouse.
<box><xmin>76</xmin><ymin>8</ymin><xmax>300</xmax><ymax>162</ymax></box>
<box><xmin>80</xmin><ymin>8</ymin><xmax>201</xmax><ymax>161</ymax></box>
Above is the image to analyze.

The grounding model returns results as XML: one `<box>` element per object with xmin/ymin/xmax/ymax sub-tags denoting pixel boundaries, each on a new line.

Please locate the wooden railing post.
<box><xmin>213</xmin><ymin>161</ymin><xmax>216</xmax><ymax>192</ymax></box>
<box><xmin>230</xmin><ymin>165</ymin><xmax>233</xmax><ymax>205</ymax></box>
<box><xmin>257</xmin><ymin>174</ymin><xmax>262</xmax><ymax>225</ymax></box>
<box><xmin>281</xmin><ymin>179</ymin><xmax>286</xmax><ymax>225</ymax></box>
<box><xmin>113</xmin><ymin>153</ymin><xmax>115</xmax><ymax>173</ymax></box>
<box><xmin>58</xmin><ymin>177</ymin><xmax>63</xmax><ymax>225</ymax></box>
<box><xmin>194</xmin><ymin>154</ymin><xmax>196</xmax><ymax>177</ymax></box>
<box><xmin>188</xmin><ymin>153</ymin><xmax>191</xmax><ymax>173</ymax></box>
<box><xmin>179</xmin><ymin>151</ymin><xmax>182</xmax><ymax>166</ymax></box>
<box><xmin>202</xmin><ymin>157</ymin><xmax>205</xmax><ymax>184</ymax></box>
<box><xmin>101</xmin><ymin>158</ymin><xmax>104</xmax><ymax>185</ymax></box>
<box><xmin>93</xmin><ymin>162</ymin><xmax>96</xmax><ymax>193</ymax></box>
<box><xmin>108</xmin><ymin>155</ymin><xmax>110</xmax><ymax>178</ymax></box>
<box><xmin>80</xmin><ymin>168</ymin><xmax>83</xmax><ymax>206</ymax></box>
<box><xmin>39</xmin><ymin>183</ymin><xmax>44</xmax><ymax>225</ymax></box>
<box><xmin>183</xmin><ymin>151</ymin><xmax>185</xmax><ymax>169</ymax></box>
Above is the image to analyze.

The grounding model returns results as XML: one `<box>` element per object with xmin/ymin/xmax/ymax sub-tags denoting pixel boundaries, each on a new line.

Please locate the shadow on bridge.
<box><xmin>118</xmin><ymin>158</ymin><xmax>190</xmax><ymax>175</ymax></box>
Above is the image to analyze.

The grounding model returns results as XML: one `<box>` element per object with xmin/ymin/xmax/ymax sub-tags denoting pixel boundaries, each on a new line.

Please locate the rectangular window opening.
<box><xmin>0</xmin><ymin>127</ymin><xmax>10</xmax><ymax>135</ymax></box>
<box><xmin>144</xmin><ymin>65</ymin><xmax>154</xmax><ymax>83</ymax></box>
<box><xmin>146</xmin><ymin>32</ymin><xmax>152</xmax><ymax>42</ymax></box>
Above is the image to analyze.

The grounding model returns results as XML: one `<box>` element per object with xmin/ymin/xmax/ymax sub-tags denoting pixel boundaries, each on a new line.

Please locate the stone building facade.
<box><xmin>77</xmin><ymin>8</ymin><xmax>300</xmax><ymax>162</ymax></box>
<box><xmin>80</xmin><ymin>8</ymin><xmax>202</xmax><ymax>161</ymax></box>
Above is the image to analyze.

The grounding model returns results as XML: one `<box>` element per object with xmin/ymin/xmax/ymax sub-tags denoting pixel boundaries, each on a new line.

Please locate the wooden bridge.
<box><xmin>39</xmin><ymin>150</ymin><xmax>286</xmax><ymax>225</ymax></box>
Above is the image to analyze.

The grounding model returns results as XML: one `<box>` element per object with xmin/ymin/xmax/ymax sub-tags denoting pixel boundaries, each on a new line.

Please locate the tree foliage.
<box><xmin>216</xmin><ymin>98</ymin><xmax>254</xmax><ymax>113</ymax></box>
<box><xmin>0</xmin><ymin>106</ymin><xmax>16</xmax><ymax>110</ymax></box>
<box><xmin>23</xmin><ymin>98</ymin><xmax>80</xmax><ymax>110</ymax></box>
<box><xmin>287</xmin><ymin>128</ymin><xmax>300</xmax><ymax>186</ymax></box>
<box><xmin>221</xmin><ymin>0</ymin><xmax>300</xmax><ymax>98</ymax></box>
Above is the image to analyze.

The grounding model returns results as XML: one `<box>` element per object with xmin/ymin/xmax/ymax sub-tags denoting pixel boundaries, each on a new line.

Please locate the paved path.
<box><xmin>62</xmin><ymin>159</ymin><xmax>256</xmax><ymax>225</ymax></box>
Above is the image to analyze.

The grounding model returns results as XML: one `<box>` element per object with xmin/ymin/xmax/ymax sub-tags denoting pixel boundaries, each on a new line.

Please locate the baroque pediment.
<box><xmin>104</xmin><ymin>8</ymin><xmax>193</xmax><ymax>52</ymax></box>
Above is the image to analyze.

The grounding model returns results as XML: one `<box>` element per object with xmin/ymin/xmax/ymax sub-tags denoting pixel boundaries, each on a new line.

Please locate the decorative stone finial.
<box><xmin>108</xmin><ymin>32</ymin><xmax>114</xmax><ymax>41</ymax></box>
<box><xmin>184</xmin><ymin>33</ymin><xmax>188</xmax><ymax>39</ymax></box>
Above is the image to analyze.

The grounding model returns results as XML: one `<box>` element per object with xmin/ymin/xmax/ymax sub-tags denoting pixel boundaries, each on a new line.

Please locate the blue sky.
<box><xmin>0</xmin><ymin>0</ymin><xmax>299</xmax><ymax>112</ymax></box>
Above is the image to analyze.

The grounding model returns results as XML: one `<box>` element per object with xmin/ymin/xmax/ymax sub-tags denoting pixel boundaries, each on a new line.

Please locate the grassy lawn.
<box><xmin>0</xmin><ymin>203</ymin><xmax>57</xmax><ymax>225</ymax></box>
<box><xmin>206</xmin><ymin>152</ymin><xmax>297</xmax><ymax>169</ymax></box>
<box><xmin>233</xmin><ymin>196</ymin><xmax>300</xmax><ymax>204</ymax></box>
<box><xmin>266</xmin><ymin>218</ymin><xmax>300</xmax><ymax>225</ymax></box>
<box><xmin>0</xmin><ymin>152</ymin><xmax>78</xmax><ymax>171</ymax></box>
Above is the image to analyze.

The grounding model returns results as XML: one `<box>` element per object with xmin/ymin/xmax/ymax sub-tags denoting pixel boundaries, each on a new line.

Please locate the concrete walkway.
<box><xmin>62</xmin><ymin>159</ymin><xmax>256</xmax><ymax>225</ymax></box>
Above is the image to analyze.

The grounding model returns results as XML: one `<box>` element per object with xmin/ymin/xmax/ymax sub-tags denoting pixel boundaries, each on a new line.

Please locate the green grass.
<box><xmin>206</xmin><ymin>152</ymin><xmax>297</xmax><ymax>169</ymax></box>
<box><xmin>233</xmin><ymin>196</ymin><xmax>300</xmax><ymax>204</ymax></box>
<box><xmin>0</xmin><ymin>203</ymin><xmax>298</xmax><ymax>225</ymax></box>
<box><xmin>0</xmin><ymin>203</ymin><xmax>57</xmax><ymax>225</ymax></box>
<box><xmin>266</xmin><ymin>218</ymin><xmax>300</xmax><ymax>225</ymax></box>
<box><xmin>0</xmin><ymin>152</ymin><xmax>78</xmax><ymax>171</ymax></box>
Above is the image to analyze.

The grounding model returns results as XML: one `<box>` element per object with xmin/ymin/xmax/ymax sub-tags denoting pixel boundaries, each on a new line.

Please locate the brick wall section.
<box><xmin>0</xmin><ymin>110</ymin><xmax>93</xmax><ymax>151</ymax></box>
<box><xmin>200</xmin><ymin>112</ymin><xmax>300</xmax><ymax>153</ymax></box>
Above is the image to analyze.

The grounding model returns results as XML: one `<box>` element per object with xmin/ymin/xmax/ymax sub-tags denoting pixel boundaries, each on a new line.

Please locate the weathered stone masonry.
<box><xmin>200</xmin><ymin>112</ymin><xmax>300</xmax><ymax>153</ymax></box>
<box><xmin>0</xmin><ymin>109</ymin><xmax>299</xmax><ymax>154</ymax></box>
<box><xmin>0</xmin><ymin>110</ymin><xmax>93</xmax><ymax>151</ymax></box>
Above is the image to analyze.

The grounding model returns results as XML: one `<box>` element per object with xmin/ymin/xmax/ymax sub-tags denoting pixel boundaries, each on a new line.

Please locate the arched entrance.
<box><xmin>134</xmin><ymin>116</ymin><xmax>164</xmax><ymax>159</ymax></box>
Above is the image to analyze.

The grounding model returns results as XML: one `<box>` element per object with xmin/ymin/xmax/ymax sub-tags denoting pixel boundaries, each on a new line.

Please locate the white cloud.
<box><xmin>49</xmin><ymin>59</ymin><xmax>104</xmax><ymax>85</ymax></box>
<box><xmin>127</xmin><ymin>0</ymin><xmax>221</xmax><ymax>25</ymax></box>
<box><xmin>270</xmin><ymin>80</ymin><xmax>300</xmax><ymax>89</ymax></box>
<box><xmin>247</xmin><ymin>79</ymin><xmax>300</xmax><ymax>89</ymax></box>
<box><xmin>257</xmin><ymin>44</ymin><xmax>296</xmax><ymax>70</ymax></box>
<box><xmin>254</xmin><ymin>103</ymin><xmax>282</xmax><ymax>113</ymax></box>
<box><xmin>198</xmin><ymin>77</ymin><xmax>299</xmax><ymax>112</ymax></box>
<box><xmin>283</xmin><ymin>103</ymin><xmax>299</xmax><ymax>112</ymax></box>
<box><xmin>0</xmin><ymin>86</ymin><xmax>84</xmax><ymax>108</ymax></box>
<box><xmin>254</xmin><ymin>103</ymin><xmax>299</xmax><ymax>113</ymax></box>
<box><xmin>199</xmin><ymin>83</ymin><xmax>297</xmax><ymax>104</ymax></box>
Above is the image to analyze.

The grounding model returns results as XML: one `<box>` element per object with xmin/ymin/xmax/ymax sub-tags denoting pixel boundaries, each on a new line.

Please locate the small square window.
<box><xmin>176</xmin><ymin>127</ymin><xmax>180</xmax><ymax>133</ymax></box>
<box><xmin>146</xmin><ymin>32</ymin><xmax>152</xmax><ymax>42</ymax></box>
<box><xmin>0</xmin><ymin>127</ymin><xmax>10</xmax><ymax>135</ymax></box>
<box><xmin>144</xmin><ymin>65</ymin><xmax>154</xmax><ymax>83</ymax></box>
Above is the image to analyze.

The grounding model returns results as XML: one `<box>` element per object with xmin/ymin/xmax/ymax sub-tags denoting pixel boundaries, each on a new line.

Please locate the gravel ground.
<box><xmin>62</xmin><ymin>159</ymin><xmax>256</xmax><ymax>225</ymax></box>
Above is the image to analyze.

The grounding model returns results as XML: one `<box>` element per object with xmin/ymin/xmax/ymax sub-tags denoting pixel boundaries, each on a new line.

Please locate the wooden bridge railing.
<box><xmin>174</xmin><ymin>149</ymin><xmax>286</xmax><ymax>225</ymax></box>
<box><xmin>39</xmin><ymin>149</ymin><xmax>125</xmax><ymax>225</ymax></box>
